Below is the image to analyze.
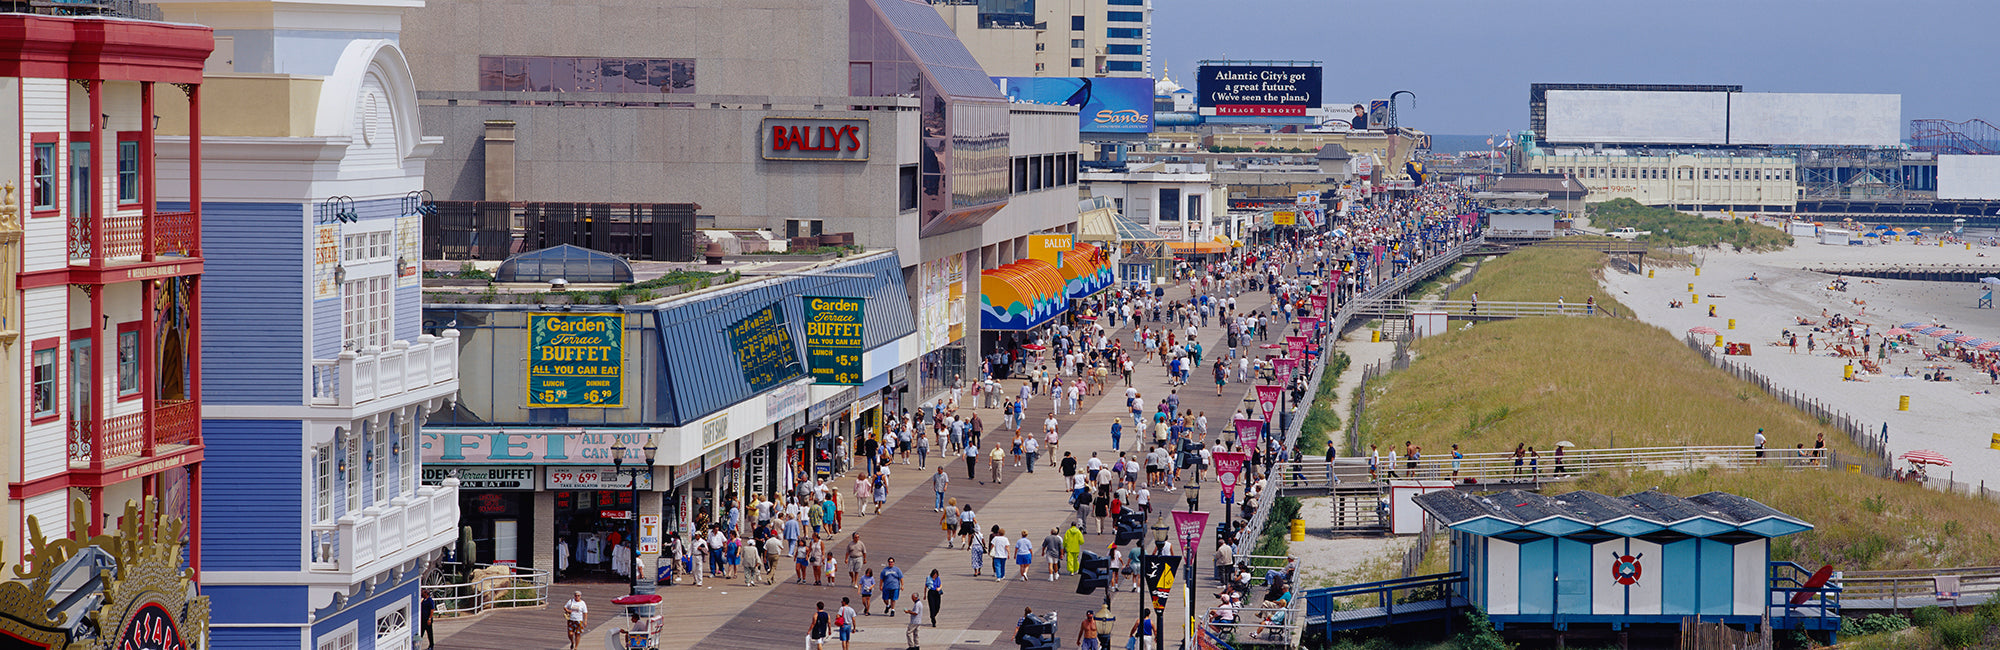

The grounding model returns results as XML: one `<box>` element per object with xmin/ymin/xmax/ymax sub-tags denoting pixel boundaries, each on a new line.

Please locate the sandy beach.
<box><xmin>1602</xmin><ymin>234</ymin><xmax>2000</xmax><ymax>489</ymax></box>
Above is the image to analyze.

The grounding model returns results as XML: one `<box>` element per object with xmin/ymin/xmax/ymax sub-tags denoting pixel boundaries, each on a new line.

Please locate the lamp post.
<box><xmin>1183</xmin><ymin>483</ymin><xmax>1201</xmax><ymax>647</ymax></box>
<box><xmin>611</xmin><ymin>435</ymin><xmax>658</xmax><ymax>596</ymax></box>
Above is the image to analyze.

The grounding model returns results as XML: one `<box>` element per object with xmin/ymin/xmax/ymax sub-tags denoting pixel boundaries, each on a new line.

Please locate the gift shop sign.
<box><xmin>424</xmin><ymin>430</ymin><xmax>668</xmax><ymax>466</ymax></box>
<box><xmin>762</xmin><ymin>117</ymin><xmax>869</xmax><ymax>162</ymax></box>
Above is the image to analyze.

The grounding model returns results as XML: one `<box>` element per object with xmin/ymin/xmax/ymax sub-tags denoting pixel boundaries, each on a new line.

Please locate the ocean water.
<box><xmin>1427</xmin><ymin>134</ymin><xmax>1500</xmax><ymax>154</ymax></box>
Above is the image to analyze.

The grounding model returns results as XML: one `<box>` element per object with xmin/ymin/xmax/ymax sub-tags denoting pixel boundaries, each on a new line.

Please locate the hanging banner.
<box><xmin>728</xmin><ymin>303</ymin><xmax>807</xmax><ymax>392</ymax></box>
<box><xmin>1272</xmin><ymin>357</ymin><xmax>1297</xmax><ymax>385</ymax></box>
<box><xmin>1171</xmin><ymin>510</ymin><xmax>1210</xmax><ymax>559</ymax></box>
<box><xmin>527</xmin><ymin>313</ymin><xmax>626</xmax><ymax>407</ymax></box>
<box><xmin>1309</xmin><ymin>294</ymin><xmax>1329</xmax><ymax>319</ymax></box>
<box><xmin>1234</xmin><ymin>417</ymin><xmax>1263</xmax><ymax>453</ymax></box>
<box><xmin>1297</xmin><ymin>316</ymin><xmax>1321</xmax><ymax>335</ymax></box>
<box><xmin>1213</xmin><ymin>452</ymin><xmax>1247</xmax><ymax>504</ymax></box>
<box><xmin>1141</xmin><ymin>554</ymin><xmax>1181</xmax><ymax>611</ymax></box>
<box><xmin>1286</xmin><ymin>335</ymin><xmax>1307</xmax><ymax>359</ymax></box>
<box><xmin>1254</xmin><ymin>385</ymin><xmax>1281</xmax><ymax>420</ymax></box>
<box><xmin>802</xmin><ymin>295</ymin><xmax>866</xmax><ymax>385</ymax></box>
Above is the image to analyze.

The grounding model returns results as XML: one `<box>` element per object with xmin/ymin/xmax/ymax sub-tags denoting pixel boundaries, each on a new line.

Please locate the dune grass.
<box><xmin>1358</xmin><ymin>316</ymin><xmax>1852</xmax><ymax>455</ymax></box>
<box><xmin>1589</xmin><ymin>198</ymin><xmax>1793</xmax><ymax>251</ymax></box>
<box><xmin>1350</xmin><ymin>248</ymin><xmax>2000</xmax><ymax>572</ymax></box>
<box><xmin>1445</xmin><ymin>247</ymin><xmax>1628</xmax><ymax>314</ymax></box>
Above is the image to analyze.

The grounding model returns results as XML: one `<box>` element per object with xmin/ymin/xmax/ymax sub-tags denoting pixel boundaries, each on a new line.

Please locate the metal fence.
<box><xmin>424</xmin><ymin>564</ymin><xmax>552</xmax><ymax>618</ymax></box>
<box><xmin>1683</xmin><ymin>335</ymin><xmax>1890</xmax><ymax>460</ymax></box>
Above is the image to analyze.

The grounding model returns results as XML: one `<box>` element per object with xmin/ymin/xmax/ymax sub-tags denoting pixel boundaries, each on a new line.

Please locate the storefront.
<box><xmin>426</xmin><ymin>466</ymin><xmax>536</xmax><ymax>566</ymax></box>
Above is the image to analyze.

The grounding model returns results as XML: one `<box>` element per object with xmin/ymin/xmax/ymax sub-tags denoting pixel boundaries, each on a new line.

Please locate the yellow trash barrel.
<box><xmin>1899</xmin><ymin>395</ymin><xmax>1910</xmax><ymax>411</ymax></box>
<box><xmin>1844</xmin><ymin>363</ymin><xmax>1854</xmax><ymax>381</ymax></box>
<box><xmin>1714</xmin><ymin>334</ymin><xmax>1724</xmax><ymax>347</ymax></box>
<box><xmin>1727</xmin><ymin>319</ymin><xmax>1735</xmax><ymax>330</ymax></box>
<box><xmin>1371</xmin><ymin>330</ymin><xmax>1381</xmax><ymax>343</ymax></box>
<box><xmin>1290</xmin><ymin>519</ymin><xmax>1305</xmax><ymax>542</ymax></box>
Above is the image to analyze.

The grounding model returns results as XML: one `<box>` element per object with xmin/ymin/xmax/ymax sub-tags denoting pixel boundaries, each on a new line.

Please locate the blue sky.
<box><xmin>1149</xmin><ymin>0</ymin><xmax>1995</xmax><ymax>135</ymax></box>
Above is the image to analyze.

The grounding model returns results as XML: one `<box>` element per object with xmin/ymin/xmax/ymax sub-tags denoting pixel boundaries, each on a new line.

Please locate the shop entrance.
<box><xmin>458</xmin><ymin>491</ymin><xmax>534</xmax><ymax>568</ymax></box>
<box><xmin>554</xmin><ymin>490</ymin><xmax>636</xmax><ymax>581</ymax></box>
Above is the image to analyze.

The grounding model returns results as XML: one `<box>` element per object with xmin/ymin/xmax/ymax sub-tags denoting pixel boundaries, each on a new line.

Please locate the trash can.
<box><xmin>1289</xmin><ymin>518</ymin><xmax>1305</xmax><ymax>542</ymax></box>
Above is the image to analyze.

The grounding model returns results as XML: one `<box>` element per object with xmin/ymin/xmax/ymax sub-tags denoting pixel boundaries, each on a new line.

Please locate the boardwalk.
<box><xmin>425</xmin><ymin>282</ymin><xmax>1290</xmax><ymax>649</ymax></box>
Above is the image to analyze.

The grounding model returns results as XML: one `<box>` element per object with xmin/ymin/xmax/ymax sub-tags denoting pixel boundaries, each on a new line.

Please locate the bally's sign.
<box><xmin>761</xmin><ymin>117</ymin><xmax>869</xmax><ymax>162</ymax></box>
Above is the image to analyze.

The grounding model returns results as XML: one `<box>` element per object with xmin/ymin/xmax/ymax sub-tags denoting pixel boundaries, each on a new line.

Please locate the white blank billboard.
<box><xmin>1726</xmin><ymin>93</ymin><xmax>1900</xmax><ymax>147</ymax></box>
<box><xmin>1938</xmin><ymin>155</ymin><xmax>2000</xmax><ymax>200</ymax></box>
<box><xmin>1545</xmin><ymin>90</ymin><xmax>1728</xmax><ymax>145</ymax></box>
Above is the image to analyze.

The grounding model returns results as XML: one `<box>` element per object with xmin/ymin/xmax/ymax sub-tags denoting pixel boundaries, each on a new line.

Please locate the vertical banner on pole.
<box><xmin>1285</xmin><ymin>335</ymin><xmax>1307</xmax><ymax>359</ymax></box>
<box><xmin>1272</xmin><ymin>357</ymin><xmax>1297</xmax><ymax>385</ymax></box>
<box><xmin>1212</xmin><ymin>452</ymin><xmax>1247</xmax><ymax>504</ymax></box>
<box><xmin>1254</xmin><ymin>386</ymin><xmax>1281</xmax><ymax>420</ymax></box>
<box><xmin>1234</xmin><ymin>418</ymin><xmax>1264</xmax><ymax>452</ymax></box>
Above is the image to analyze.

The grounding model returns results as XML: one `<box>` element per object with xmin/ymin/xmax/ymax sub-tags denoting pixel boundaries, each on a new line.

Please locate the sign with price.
<box><xmin>527</xmin><ymin>313</ymin><xmax>625</xmax><ymax>407</ymax></box>
<box><xmin>728</xmin><ymin>303</ymin><xmax>807</xmax><ymax>392</ymax></box>
<box><xmin>545</xmin><ymin>466</ymin><xmax>654</xmax><ymax>490</ymax></box>
<box><xmin>802</xmin><ymin>295</ymin><xmax>866</xmax><ymax>385</ymax></box>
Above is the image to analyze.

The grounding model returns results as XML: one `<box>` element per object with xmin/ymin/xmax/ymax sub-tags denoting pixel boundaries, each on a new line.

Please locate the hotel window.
<box><xmin>343</xmin><ymin>430</ymin><xmax>362</xmax><ymax>514</ymax></box>
<box><xmin>371</xmin><ymin>420</ymin><xmax>390</xmax><ymax>505</ymax></box>
<box><xmin>31</xmin><ymin>341</ymin><xmax>59</xmax><ymax>421</ymax></box>
<box><xmin>343</xmin><ymin>276</ymin><xmax>392</xmax><ymax>350</ymax></box>
<box><xmin>117</xmin><ymin>325</ymin><xmax>140</xmax><ymax>398</ymax></box>
<box><xmin>1107</xmin><ymin>11</ymin><xmax>1143</xmax><ymax>21</ymax></box>
<box><xmin>117</xmin><ymin>138</ymin><xmax>141</xmax><ymax>204</ymax></box>
<box><xmin>1106</xmin><ymin>61</ymin><xmax>1143</xmax><ymax>72</ymax></box>
<box><xmin>1035</xmin><ymin>43</ymin><xmax>1045</xmax><ymax>52</ymax></box>
<box><xmin>1071</xmin><ymin>39</ymin><xmax>1085</xmax><ymax>48</ymax></box>
<box><xmin>1107</xmin><ymin>44</ymin><xmax>1143</xmax><ymax>55</ymax></box>
<box><xmin>1107</xmin><ymin>27</ymin><xmax>1143</xmax><ymax>39</ymax></box>
<box><xmin>1071</xmin><ymin>58</ymin><xmax>1083</xmax><ymax>68</ymax></box>
<box><xmin>344</xmin><ymin>231</ymin><xmax>392</xmax><ymax>263</ymax></box>
<box><xmin>399</xmin><ymin>413</ymin><xmax>417</xmax><ymax>495</ymax></box>
<box><xmin>477</xmin><ymin>56</ymin><xmax>695</xmax><ymax>94</ymax></box>
<box><xmin>314</xmin><ymin>444</ymin><xmax>334</xmax><ymax>522</ymax></box>
<box><xmin>31</xmin><ymin>138</ymin><xmax>58</xmax><ymax>213</ymax></box>
<box><xmin>1071</xmin><ymin>15</ymin><xmax>1084</xmax><ymax>30</ymax></box>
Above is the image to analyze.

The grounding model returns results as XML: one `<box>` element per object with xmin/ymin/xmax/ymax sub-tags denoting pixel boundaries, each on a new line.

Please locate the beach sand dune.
<box><xmin>1602</xmin><ymin>235</ymin><xmax>2000</xmax><ymax>490</ymax></box>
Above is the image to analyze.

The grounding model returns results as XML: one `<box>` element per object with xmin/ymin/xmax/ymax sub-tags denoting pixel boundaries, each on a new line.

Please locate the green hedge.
<box><xmin>1588</xmin><ymin>198</ymin><xmax>1792</xmax><ymax>251</ymax></box>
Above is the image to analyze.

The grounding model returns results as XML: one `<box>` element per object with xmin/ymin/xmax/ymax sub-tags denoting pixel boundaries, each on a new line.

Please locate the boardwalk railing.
<box><xmin>1836</xmin><ymin>565</ymin><xmax>2000</xmax><ymax>609</ymax></box>
<box><xmin>1768</xmin><ymin>561</ymin><xmax>1843</xmax><ymax>632</ymax></box>
<box><xmin>1272</xmin><ymin>445</ymin><xmax>1794</xmax><ymax>491</ymax></box>
<box><xmin>1351</xmin><ymin>299</ymin><xmax>1620</xmax><ymax>320</ymax></box>
<box><xmin>1302</xmin><ymin>572</ymin><xmax>1469</xmax><ymax>634</ymax></box>
<box><xmin>425</xmin><ymin>564</ymin><xmax>552</xmax><ymax>618</ymax></box>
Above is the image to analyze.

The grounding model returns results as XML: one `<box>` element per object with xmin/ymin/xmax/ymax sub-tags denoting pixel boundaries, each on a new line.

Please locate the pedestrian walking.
<box><xmin>1042</xmin><ymin>528</ymin><xmax>1065</xmax><ymax>580</ymax></box>
<box><xmin>990</xmin><ymin>528</ymin><xmax>1010</xmax><ymax>580</ymax></box>
<box><xmin>563</xmin><ymin>590</ymin><xmax>588</xmax><ymax>650</ymax></box>
<box><xmin>808</xmin><ymin>601</ymin><xmax>830</xmax><ymax>649</ymax></box>
<box><xmin>837</xmin><ymin>598</ymin><xmax>857</xmax><ymax>650</ymax></box>
<box><xmin>931</xmin><ymin>467</ymin><xmax>949</xmax><ymax>511</ymax></box>
<box><xmin>904</xmin><ymin>592</ymin><xmax>926</xmax><ymax>649</ymax></box>
<box><xmin>880</xmin><ymin>558</ymin><xmax>905</xmax><ymax>615</ymax></box>
<box><xmin>420</xmin><ymin>590</ymin><xmax>436</xmax><ymax>650</ymax></box>
<box><xmin>925</xmin><ymin>569</ymin><xmax>943</xmax><ymax>628</ymax></box>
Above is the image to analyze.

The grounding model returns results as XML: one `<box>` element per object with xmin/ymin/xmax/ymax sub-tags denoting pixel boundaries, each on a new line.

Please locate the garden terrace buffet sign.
<box><xmin>528</xmin><ymin>313</ymin><xmax>625</xmax><ymax>407</ymax></box>
<box><xmin>761</xmin><ymin>117</ymin><xmax>869</xmax><ymax>162</ymax></box>
<box><xmin>802</xmin><ymin>296</ymin><xmax>866</xmax><ymax>385</ymax></box>
<box><xmin>729</xmin><ymin>303</ymin><xmax>807</xmax><ymax>391</ymax></box>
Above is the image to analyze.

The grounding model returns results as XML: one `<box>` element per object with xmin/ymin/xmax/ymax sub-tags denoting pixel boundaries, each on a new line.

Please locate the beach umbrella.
<box><xmin>611</xmin><ymin>594</ymin><xmax>663</xmax><ymax>605</ymax></box>
<box><xmin>1883</xmin><ymin>327</ymin><xmax>1907</xmax><ymax>336</ymax></box>
<box><xmin>1020</xmin><ymin>344</ymin><xmax>1048</xmax><ymax>352</ymax></box>
<box><xmin>1900</xmin><ymin>322</ymin><xmax>1924</xmax><ymax>329</ymax></box>
<box><xmin>1554</xmin><ymin>441</ymin><xmax>1577</xmax><ymax>448</ymax></box>
<box><xmin>1940</xmin><ymin>333</ymin><xmax>1967</xmax><ymax>342</ymax></box>
<box><xmin>1874</xmin><ymin>225</ymin><xmax>1891</xmax><ymax>230</ymax></box>
<box><xmin>1899</xmin><ymin>450</ymin><xmax>1952</xmax><ymax>467</ymax></box>
<box><xmin>1979</xmin><ymin>342</ymin><xmax>2000</xmax><ymax>351</ymax></box>
<box><xmin>1687</xmin><ymin>326</ymin><xmax>1720</xmax><ymax>335</ymax></box>
<box><xmin>1918</xmin><ymin>326</ymin><xmax>1946</xmax><ymax>335</ymax></box>
<box><xmin>1864</xmin><ymin>232</ymin><xmax>1881</xmax><ymax>237</ymax></box>
<box><xmin>1981</xmin><ymin>277</ymin><xmax>2000</xmax><ymax>287</ymax></box>
<box><xmin>1930</xmin><ymin>329</ymin><xmax>1958</xmax><ymax>338</ymax></box>
<box><xmin>1958</xmin><ymin>338</ymin><xmax>1987</xmax><ymax>347</ymax></box>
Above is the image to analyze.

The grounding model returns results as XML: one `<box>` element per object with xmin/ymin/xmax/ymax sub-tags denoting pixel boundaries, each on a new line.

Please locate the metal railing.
<box><xmin>1272</xmin><ymin>445</ymin><xmax>1785</xmax><ymax>489</ymax></box>
<box><xmin>425</xmin><ymin>563</ymin><xmax>553</xmax><ymax>618</ymax></box>
<box><xmin>1836</xmin><ymin>565</ymin><xmax>2000</xmax><ymax>608</ymax></box>
<box><xmin>1351</xmin><ymin>299</ymin><xmax>1619</xmax><ymax>319</ymax></box>
<box><xmin>1201</xmin><ymin>604</ymin><xmax>1301</xmax><ymax>647</ymax></box>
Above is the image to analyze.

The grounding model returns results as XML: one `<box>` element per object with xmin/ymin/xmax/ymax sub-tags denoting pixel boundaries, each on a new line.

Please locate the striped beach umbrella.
<box><xmin>1883</xmin><ymin>327</ymin><xmax>1908</xmax><ymax>336</ymax></box>
<box><xmin>1979</xmin><ymin>342</ymin><xmax>2000</xmax><ymax>351</ymax></box>
<box><xmin>1899</xmin><ymin>322</ymin><xmax>1924</xmax><ymax>329</ymax></box>
<box><xmin>1687</xmin><ymin>326</ymin><xmax>1720</xmax><ymax>335</ymax></box>
<box><xmin>1899</xmin><ymin>449</ymin><xmax>1952</xmax><ymax>466</ymax></box>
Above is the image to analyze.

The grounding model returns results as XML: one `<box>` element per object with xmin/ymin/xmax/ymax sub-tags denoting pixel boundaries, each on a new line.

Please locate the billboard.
<box><xmin>726</xmin><ymin>303</ymin><xmax>807</xmax><ymax>392</ymax></box>
<box><xmin>526</xmin><ymin>313</ymin><xmax>625</xmax><ymax>407</ymax></box>
<box><xmin>1543</xmin><ymin>90</ymin><xmax>1729</xmax><ymax>145</ymax></box>
<box><xmin>1726</xmin><ymin>93</ymin><xmax>1900</xmax><ymax>147</ymax></box>
<box><xmin>1196</xmin><ymin>63</ymin><xmax>1322</xmax><ymax>117</ymax></box>
<box><xmin>801</xmin><ymin>296</ymin><xmax>865</xmax><ymax>385</ymax></box>
<box><xmin>1939</xmin><ymin>154</ymin><xmax>2000</xmax><ymax>201</ymax></box>
<box><xmin>993</xmin><ymin>77</ymin><xmax>1155</xmax><ymax>134</ymax></box>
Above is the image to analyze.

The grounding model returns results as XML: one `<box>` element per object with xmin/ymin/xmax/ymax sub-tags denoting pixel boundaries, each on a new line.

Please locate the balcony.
<box><xmin>67</xmin><ymin>399</ymin><xmax>200</xmax><ymax>467</ymax></box>
<box><xmin>71</xmin><ymin>210</ymin><xmax>198</xmax><ymax>263</ymax></box>
<box><xmin>312</xmin><ymin>330</ymin><xmax>460</xmax><ymax>408</ymax></box>
<box><xmin>310</xmin><ymin>478</ymin><xmax>461</xmax><ymax>575</ymax></box>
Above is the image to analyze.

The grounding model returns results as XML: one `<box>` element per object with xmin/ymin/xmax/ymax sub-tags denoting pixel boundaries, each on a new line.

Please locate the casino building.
<box><xmin>402</xmin><ymin>0</ymin><xmax>1096</xmax><ymax>579</ymax></box>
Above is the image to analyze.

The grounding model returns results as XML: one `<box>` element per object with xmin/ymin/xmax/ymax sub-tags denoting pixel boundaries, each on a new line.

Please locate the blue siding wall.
<box><xmin>396</xmin><ymin>285</ymin><xmax>421</xmax><ymax>342</ymax></box>
<box><xmin>312</xmin><ymin>574</ymin><xmax>419</xmax><ymax>650</ymax></box>
<box><xmin>201</xmin><ymin>420</ymin><xmax>303</xmax><ymax>571</ymax></box>
<box><xmin>212</xmin><ymin>627</ymin><xmax>303</xmax><ymax>650</ymax></box>
<box><xmin>1698</xmin><ymin>539</ymin><xmax>1734</xmax><ymax>615</ymax></box>
<box><xmin>1517</xmin><ymin>538</ymin><xmax>1554</xmax><ymax>615</ymax></box>
<box><xmin>187</xmin><ymin>201</ymin><xmax>306</xmax><ymax>405</ymax></box>
<box><xmin>314</xmin><ymin>298</ymin><xmax>341</xmax><ymax>359</ymax></box>
<box><xmin>1556</xmin><ymin>538</ymin><xmax>1593</xmax><ymax>615</ymax></box>
<box><xmin>1660</xmin><ymin>540</ymin><xmax>1698</xmax><ymax>615</ymax></box>
<box><xmin>208</xmin><ymin>584</ymin><xmax>308</xmax><ymax>625</ymax></box>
